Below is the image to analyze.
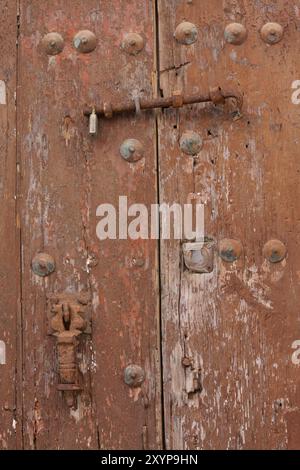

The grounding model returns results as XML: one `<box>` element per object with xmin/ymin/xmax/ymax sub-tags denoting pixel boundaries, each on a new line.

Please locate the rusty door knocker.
<box><xmin>48</xmin><ymin>294</ymin><xmax>91</xmax><ymax>407</ymax></box>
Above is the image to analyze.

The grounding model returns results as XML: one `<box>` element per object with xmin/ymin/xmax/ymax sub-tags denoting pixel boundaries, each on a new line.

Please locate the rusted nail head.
<box><xmin>73</xmin><ymin>30</ymin><xmax>97</xmax><ymax>53</ymax></box>
<box><xmin>224</xmin><ymin>23</ymin><xmax>248</xmax><ymax>45</ymax></box>
<box><xmin>122</xmin><ymin>33</ymin><xmax>145</xmax><ymax>55</ymax></box>
<box><xmin>263</xmin><ymin>239</ymin><xmax>287</xmax><ymax>263</ymax></box>
<box><xmin>32</xmin><ymin>253</ymin><xmax>56</xmax><ymax>277</ymax></box>
<box><xmin>124</xmin><ymin>365</ymin><xmax>145</xmax><ymax>388</ymax></box>
<box><xmin>180</xmin><ymin>131</ymin><xmax>203</xmax><ymax>156</ymax></box>
<box><xmin>260</xmin><ymin>23</ymin><xmax>283</xmax><ymax>44</ymax></box>
<box><xmin>219</xmin><ymin>239</ymin><xmax>243</xmax><ymax>263</ymax></box>
<box><xmin>120</xmin><ymin>138</ymin><xmax>144</xmax><ymax>163</ymax></box>
<box><xmin>41</xmin><ymin>32</ymin><xmax>64</xmax><ymax>56</ymax></box>
<box><xmin>174</xmin><ymin>22</ymin><xmax>198</xmax><ymax>45</ymax></box>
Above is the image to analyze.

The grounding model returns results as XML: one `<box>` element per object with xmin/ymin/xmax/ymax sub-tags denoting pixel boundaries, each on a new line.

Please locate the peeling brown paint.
<box><xmin>158</xmin><ymin>0</ymin><xmax>300</xmax><ymax>450</ymax></box>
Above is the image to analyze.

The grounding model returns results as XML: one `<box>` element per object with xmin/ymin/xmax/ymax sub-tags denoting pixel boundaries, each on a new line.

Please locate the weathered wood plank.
<box><xmin>19</xmin><ymin>0</ymin><xmax>161</xmax><ymax>449</ymax></box>
<box><xmin>158</xmin><ymin>0</ymin><xmax>300</xmax><ymax>450</ymax></box>
<box><xmin>0</xmin><ymin>0</ymin><xmax>19</xmax><ymax>450</ymax></box>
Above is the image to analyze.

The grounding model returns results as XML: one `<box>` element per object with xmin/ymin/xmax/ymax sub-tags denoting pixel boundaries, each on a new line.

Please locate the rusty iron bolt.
<box><xmin>41</xmin><ymin>32</ymin><xmax>64</xmax><ymax>55</ymax></box>
<box><xmin>121</xmin><ymin>33</ymin><xmax>145</xmax><ymax>55</ymax></box>
<box><xmin>180</xmin><ymin>131</ymin><xmax>203</xmax><ymax>156</ymax></box>
<box><xmin>224</xmin><ymin>23</ymin><xmax>248</xmax><ymax>45</ymax></box>
<box><xmin>263</xmin><ymin>239</ymin><xmax>287</xmax><ymax>263</ymax></box>
<box><xmin>32</xmin><ymin>253</ymin><xmax>55</xmax><ymax>277</ymax></box>
<box><xmin>219</xmin><ymin>239</ymin><xmax>243</xmax><ymax>263</ymax></box>
<box><xmin>73</xmin><ymin>30</ymin><xmax>97</xmax><ymax>53</ymax></box>
<box><xmin>124</xmin><ymin>365</ymin><xmax>145</xmax><ymax>388</ymax></box>
<box><xmin>120</xmin><ymin>138</ymin><xmax>144</xmax><ymax>162</ymax></box>
<box><xmin>260</xmin><ymin>23</ymin><xmax>283</xmax><ymax>44</ymax></box>
<box><xmin>174</xmin><ymin>22</ymin><xmax>198</xmax><ymax>45</ymax></box>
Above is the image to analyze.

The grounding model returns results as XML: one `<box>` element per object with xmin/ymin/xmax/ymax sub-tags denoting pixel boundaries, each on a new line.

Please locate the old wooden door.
<box><xmin>1</xmin><ymin>0</ymin><xmax>161</xmax><ymax>450</ymax></box>
<box><xmin>1</xmin><ymin>0</ymin><xmax>300</xmax><ymax>451</ymax></box>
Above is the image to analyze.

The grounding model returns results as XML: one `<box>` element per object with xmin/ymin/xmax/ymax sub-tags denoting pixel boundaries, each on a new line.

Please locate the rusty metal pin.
<box><xmin>89</xmin><ymin>109</ymin><xmax>98</xmax><ymax>135</ymax></box>
<box><xmin>120</xmin><ymin>138</ymin><xmax>144</xmax><ymax>162</ymax></box>
<box><xmin>260</xmin><ymin>23</ymin><xmax>283</xmax><ymax>44</ymax></box>
<box><xmin>263</xmin><ymin>239</ymin><xmax>287</xmax><ymax>263</ymax></box>
<box><xmin>224</xmin><ymin>23</ymin><xmax>248</xmax><ymax>45</ymax></box>
<box><xmin>124</xmin><ymin>365</ymin><xmax>145</xmax><ymax>387</ymax></box>
<box><xmin>219</xmin><ymin>239</ymin><xmax>243</xmax><ymax>263</ymax></box>
<box><xmin>73</xmin><ymin>30</ymin><xmax>97</xmax><ymax>53</ymax></box>
<box><xmin>180</xmin><ymin>131</ymin><xmax>203</xmax><ymax>156</ymax></box>
<box><xmin>32</xmin><ymin>253</ymin><xmax>55</xmax><ymax>277</ymax></box>
<box><xmin>41</xmin><ymin>32</ymin><xmax>64</xmax><ymax>55</ymax></box>
<box><xmin>174</xmin><ymin>22</ymin><xmax>198</xmax><ymax>45</ymax></box>
<box><xmin>122</xmin><ymin>33</ymin><xmax>145</xmax><ymax>55</ymax></box>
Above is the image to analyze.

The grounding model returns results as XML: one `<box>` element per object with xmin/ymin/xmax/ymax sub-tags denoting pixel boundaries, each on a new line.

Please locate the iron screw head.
<box><xmin>180</xmin><ymin>131</ymin><xmax>203</xmax><ymax>156</ymax></box>
<box><xmin>120</xmin><ymin>138</ymin><xmax>144</xmax><ymax>162</ymax></box>
<box><xmin>122</xmin><ymin>33</ymin><xmax>145</xmax><ymax>55</ymax></box>
<box><xmin>174</xmin><ymin>22</ymin><xmax>198</xmax><ymax>45</ymax></box>
<box><xmin>260</xmin><ymin>22</ymin><xmax>283</xmax><ymax>44</ymax></box>
<box><xmin>41</xmin><ymin>32</ymin><xmax>64</xmax><ymax>56</ymax></box>
<box><xmin>73</xmin><ymin>30</ymin><xmax>97</xmax><ymax>53</ymax></box>
<box><xmin>219</xmin><ymin>239</ymin><xmax>243</xmax><ymax>263</ymax></box>
<box><xmin>124</xmin><ymin>365</ymin><xmax>145</xmax><ymax>388</ymax></box>
<box><xmin>263</xmin><ymin>239</ymin><xmax>287</xmax><ymax>263</ymax></box>
<box><xmin>224</xmin><ymin>23</ymin><xmax>248</xmax><ymax>45</ymax></box>
<box><xmin>32</xmin><ymin>253</ymin><xmax>55</xmax><ymax>277</ymax></box>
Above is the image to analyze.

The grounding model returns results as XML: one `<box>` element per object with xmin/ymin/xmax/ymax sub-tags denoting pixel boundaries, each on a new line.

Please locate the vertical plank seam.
<box><xmin>15</xmin><ymin>0</ymin><xmax>24</xmax><ymax>450</ymax></box>
<box><xmin>154</xmin><ymin>0</ymin><xmax>166</xmax><ymax>450</ymax></box>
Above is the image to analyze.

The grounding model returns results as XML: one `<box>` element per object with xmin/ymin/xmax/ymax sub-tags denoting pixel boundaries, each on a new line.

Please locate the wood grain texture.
<box><xmin>0</xmin><ymin>0</ymin><xmax>19</xmax><ymax>450</ymax></box>
<box><xmin>158</xmin><ymin>0</ymin><xmax>300</xmax><ymax>450</ymax></box>
<box><xmin>19</xmin><ymin>0</ymin><xmax>161</xmax><ymax>449</ymax></box>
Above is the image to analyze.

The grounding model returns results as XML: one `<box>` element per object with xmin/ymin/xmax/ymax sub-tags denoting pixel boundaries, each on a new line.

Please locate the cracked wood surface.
<box><xmin>158</xmin><ymin>0</ymin><xmax>300</xmax><ymax>450</ymax></box>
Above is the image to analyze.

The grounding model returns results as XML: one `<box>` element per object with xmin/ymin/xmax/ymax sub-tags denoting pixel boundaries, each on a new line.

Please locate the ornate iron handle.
<box><xmin>84</xmin><ymin>86</ymin><xmax>243</xmax><ymax>135</ymax></box>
